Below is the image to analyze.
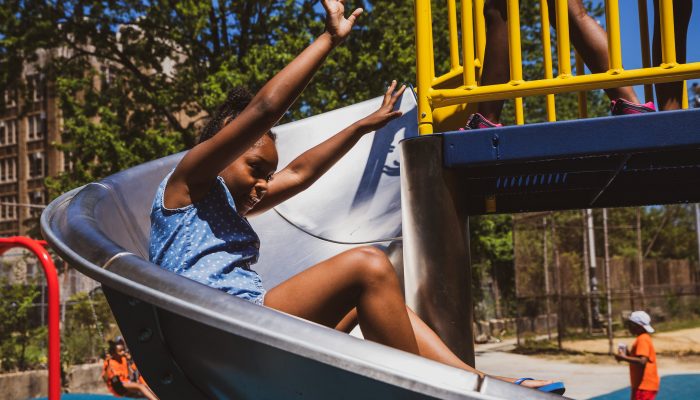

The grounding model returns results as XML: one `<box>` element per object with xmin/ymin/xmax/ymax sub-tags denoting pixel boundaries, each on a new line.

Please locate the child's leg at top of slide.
<box><xmin>474</xmin><ymin>0</ymin><xmax>652</xmax><ymax>128</ymax></box>
<box><xmin>546</xmin><ymin>0</ymin><xmax>640</xmax><ymax>104</ymax></box>
<box><xmin>652</xmin><ymin>0</ymin><xmax>692</xmax><ymax>111</ymax></box>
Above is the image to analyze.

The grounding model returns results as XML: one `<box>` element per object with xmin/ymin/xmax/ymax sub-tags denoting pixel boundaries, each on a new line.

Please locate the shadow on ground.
<box><xmin>589</xmin><ymin>374</ymin><xmax>700</xmax><ymax>399</ymax></box>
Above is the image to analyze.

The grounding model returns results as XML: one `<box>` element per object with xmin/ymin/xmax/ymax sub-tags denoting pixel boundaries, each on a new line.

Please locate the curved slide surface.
<box><xmin>42</xmin><ymin>94</ymin><xmax>561</xmax><ymax>399</ymax></box>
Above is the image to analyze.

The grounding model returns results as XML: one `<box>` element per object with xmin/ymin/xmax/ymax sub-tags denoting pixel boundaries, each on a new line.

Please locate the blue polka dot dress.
<box><xmin>149</xmin><ymin>171</ymin><xmax>266</xmax><ymax>305</ymax></box>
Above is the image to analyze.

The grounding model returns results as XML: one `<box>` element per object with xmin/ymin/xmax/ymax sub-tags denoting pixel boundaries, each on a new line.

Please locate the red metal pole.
<box><xmin>0</xmin><ymin>237</ymin><xmax>60</xmax><ymax>400</ymax></box>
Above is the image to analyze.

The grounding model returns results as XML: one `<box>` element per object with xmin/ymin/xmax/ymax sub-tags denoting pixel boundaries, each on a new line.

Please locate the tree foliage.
<box><xmin>3</xmin><ymin>0</ymin><xmax>698</xmax><ymax>324</ymax></box>
<box><xmin>62</xmin><ymin>289</ymin><xmax>115</xmax><ymax>365</ymax></box>
<box><xmin>2</xmin><ymin>0</ymin><xmax>444</xmax><ymax>197</ymax></box>
<box><xmin>0</xmin><ymin>280</ymin><xmax>40</xmax><ymax>371</ymax></box>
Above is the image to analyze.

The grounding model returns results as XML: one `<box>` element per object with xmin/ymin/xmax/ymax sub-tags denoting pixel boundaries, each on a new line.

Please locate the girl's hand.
<box><xmin>358</xmin><ymin>80</ymin><xmax>407</xmax><ymax>133</ymax></box>
<box><xmin>322</xmin><ymin>0</ymin><xmax>363</xmax><ymax>45</ymax></box>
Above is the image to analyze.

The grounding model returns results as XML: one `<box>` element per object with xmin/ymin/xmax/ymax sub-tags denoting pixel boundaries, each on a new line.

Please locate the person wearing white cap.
<box><xmin>614</xmin><ymin>311</ymin><xmax>660</xmax><ymax>400</ymax></box>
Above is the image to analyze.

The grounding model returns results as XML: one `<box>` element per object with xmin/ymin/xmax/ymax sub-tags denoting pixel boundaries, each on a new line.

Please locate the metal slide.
<box><xmin>42</xmin><ymin>94</ymin><xmax>562</xmax><ymax>400</ymax></box>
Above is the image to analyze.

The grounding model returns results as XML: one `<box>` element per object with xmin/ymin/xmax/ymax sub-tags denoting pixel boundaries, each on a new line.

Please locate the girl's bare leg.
<box><xmin>264</xmin><ymin>246</ymin><xmax>419</xmax><ymax>353</ymax></box>
<box><xmin>334</xmin><ymin>307</ymin><xmax>476</xmax><ymax>371</ymax></box>
<box><xmin>653</xmin><ymin>0</ymin><xmax>692</xmax><ymax>110</ymax></box>
<box><xmin>336</xmin><ymin>307</ymin><xmax>551</xmax><ymax>387</ymax></box>
<box><xmin>547</xmin><ymin>0</ymin><xmax>639</xmax><ymax>103</ymax></box>
<box><xmin>121</xmin><ymin>381</ymin><xmax>159</xmax><ymax>400</ymax></box>
<box><xmin>268</xmin><ymin>247</ymin><xmax>552</xmax><ymax>388</ymax></box>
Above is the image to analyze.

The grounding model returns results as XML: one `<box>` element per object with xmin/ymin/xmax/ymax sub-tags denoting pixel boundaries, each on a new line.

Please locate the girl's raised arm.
<box><xmin>248</xmin><ymin>81</ymin><xmax>407</xmax><ymax>216</ymax></box>
<box><xmin>165</xmin><ymin>0</ymin><xmax>363</xmax><ymax>208</ymax></box>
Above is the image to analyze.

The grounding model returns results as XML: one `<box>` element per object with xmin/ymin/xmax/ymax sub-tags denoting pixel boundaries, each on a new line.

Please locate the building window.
<box><xmin>30</xmin><ymin>190</ymin><xmax>44</xmax><ymax>205</ymax></box>
<box><xmin>63</xmin><ymin>151</ymin><xmax>74</xmax><ymax>173</ymax></box>
<box><xmin>27</xmin><ymin>114</ymin><xmax>44</xmax><ymax>140</ymax></box>
<box><xmin>27</xmin><ymin>75</ymin><xmax>43</xmax><ymax>103</ymax></box>
<box><xmin>29</xmin><ymin>190</ymin><xmax>44</xmax><ymax>218</ymax></box>
<box><xmin>0</xmin><ymin>195</ymin><xmax>17</xmax><ymax>221</ymax></box>
<box><xmin>8</xmin><ymin>120</ymin><xmax>17</xmax><ymax>144</ymax></box>
<box><xmin>0</xmin><ymin>120</ymin><xmax>17</xmax><ymax>145</ymax></box>
<box><xmin>0</xmin><ymin>158</ymin><xmax>17</xmax><ymax>182</ymax></box>
<box><xmin>28</xmin><ymin>152</ymin><xmax>45</xmax><ymax>178</ymax></box>
<box><xmin>26</xmin><ymin>263</ymin><xmax>35</xmax><ymax>280</ymax></box>
<box><xmin>3</xmin><ymin>89</ymin><xmax>17</xmax><ymax>108</ymax></box>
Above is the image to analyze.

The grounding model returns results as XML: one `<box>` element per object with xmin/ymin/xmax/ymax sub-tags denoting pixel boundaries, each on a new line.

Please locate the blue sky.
<box><xmin>597</xmin><ymin>0</ymin><xmax>699</xmax><ymax>104</ymax></box>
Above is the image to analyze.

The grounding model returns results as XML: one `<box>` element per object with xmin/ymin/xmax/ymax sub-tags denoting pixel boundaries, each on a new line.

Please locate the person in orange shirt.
<box><xmin>102</xmin><ymin>339</ymin><xmax>159</xmax><ymax>400</ymax></box>
<box><xmin>614</xmin><ymin>311</ymin><xmax>660</xmax><ymax>400</ymax></box>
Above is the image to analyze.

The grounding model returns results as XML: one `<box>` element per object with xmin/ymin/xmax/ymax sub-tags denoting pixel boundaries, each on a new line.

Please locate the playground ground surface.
<box><xmin>476</xmin><ymin>326</ymin><xmax>700</xmax><ymax>399</ymax></box>
<box><xmin>31</xmin><ymin>328</ymin><xmax>700</xmax><ymax>399</ymax></box>
<box><xmin>562</xmin><ymin>327</ymin><xmax>700</xmax><ymax>355</ymax></box>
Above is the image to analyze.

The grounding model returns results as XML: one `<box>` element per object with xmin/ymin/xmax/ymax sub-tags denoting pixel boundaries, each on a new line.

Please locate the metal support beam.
<box><xmin>401</xmin><ymin>135</ymin><xmax>474</xmax><ymax>365</ymax></box>
<box><xmin>586</xmin><ymin>209</ymin><xmax>601</xmax><ymax>327</ymax></box>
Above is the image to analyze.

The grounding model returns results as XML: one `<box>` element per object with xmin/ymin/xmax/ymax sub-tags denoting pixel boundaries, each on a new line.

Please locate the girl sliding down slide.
<box><xmin>149</xmin><ymin>0</ymin><xmax>562</xmax><ymax>394</ymax></box>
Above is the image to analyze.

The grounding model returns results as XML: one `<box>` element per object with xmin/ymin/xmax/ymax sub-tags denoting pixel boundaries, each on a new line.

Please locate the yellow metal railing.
<box><xmin>415</xmin><ymin>0</ymin><xmax>699</xmax><ymax>134</ymax></box>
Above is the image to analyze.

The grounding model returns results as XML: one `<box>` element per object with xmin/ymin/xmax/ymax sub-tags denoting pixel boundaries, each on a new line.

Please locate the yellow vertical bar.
<box><xmin>554</xmin><ymin>0</ymin><xmax>572</xmax><ymax>76</ymax></box>
<box><xmin>428</xmin><ymin>5</ymin><xmax>436</xmax><ymax>80</ymax></box>
<box><xmin>461</xmin><ymin>0</ymin><xmax>477</xmax><ymax>87</ymax></box>
<box><xmin>540</xmin><ymin>0</ymin><xmax>556</xmax><ymax>122</ymax></box>
<box><xmin>506</xmin><ymin>0</ymin><xmax>523</xmax><ymax>82</ymax></box>
<box><xmin>682</xmin><ymin>80</ymin><xmax>688</xmax><ymax>109</ymax></box>
<box><xmin>447</xmin><ymin>0</ymin><xmax>460</xmax><ymax>71</ymax></box>
<box><xmin>604</xmin><ymin>0</ymin><xmax>623</xmax><ymax>71</ymax></box>
<box><xmin>659</xmin><ymin>0</ymin><xmax>677</xmax><ymax>65</ymax></box>
<box><xmin>637</xmin><ymin>0</ymin><xmax>653</xmax><ymax>102</ymax></box>
<box><xmin>415</xmin><ymin>0</ymin><xmax>434</xmax><ymax>134</ymax></box>
<box><xmin>576</xmin><ymin>51</ymin><xmax>588</xmax><ymax>118</ymax></box>
<box><xmin>507</xmin><ymin>0</ymin><xmax>524</xmax><ymax>124</ymax></box>
<box><xmin>474</xmin><ymin>0</ymin><xmax>487</xmax><ymax>77</ymax></box>
<box><xmin>514</xmin><ymin>98</ymin><xmax>524</xmax><ymax>125</ymax></box>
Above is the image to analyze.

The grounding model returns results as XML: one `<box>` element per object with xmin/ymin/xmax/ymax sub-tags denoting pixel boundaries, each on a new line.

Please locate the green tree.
<box><xmin>62</xmin><ymin>289</ymin><xmax>114</xmax><ymax>365</ymax></box>
<box><xmin>1</xmin><ymin>1</ymin><xmax>449</xmax><ymax>198</ymax></box>
<box><xmin>0</xmin><ymin>280</ymin><xmax>40</xmax><ymax>371</ymax></box>
<box><xmin>8</xmin><ymin>0</ymin><xmax>693</xmax><ymax>326</ymax></box>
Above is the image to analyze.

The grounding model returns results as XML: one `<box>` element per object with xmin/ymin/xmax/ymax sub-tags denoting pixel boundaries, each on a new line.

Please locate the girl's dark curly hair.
<box><xmin>199</xmin><ymin>87</ymin><xmax>276</xmax><ymax>144</ymax></box>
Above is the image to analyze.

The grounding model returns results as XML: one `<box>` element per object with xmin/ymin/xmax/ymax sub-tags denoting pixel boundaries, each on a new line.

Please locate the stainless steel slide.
<box><xmin>41</xmin><ymin>94</ymin><xmax>563</xmax><ymax>399</ymax></box>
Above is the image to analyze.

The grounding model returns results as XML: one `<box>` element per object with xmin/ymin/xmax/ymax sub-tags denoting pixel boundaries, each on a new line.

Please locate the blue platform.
<box><xmin>442</xmin><ymin>108</ymin><xmax>700</xmax><ymax>215</ymax></box>
<box><xmin>589</xmin><ymin>374</ymin><xmax>700</xmax><ymax>400</ymax></box>
<box><xmin>32</xmin><ymin>395</ymin><xmax>121</xmax><ymax>400</ymax></box>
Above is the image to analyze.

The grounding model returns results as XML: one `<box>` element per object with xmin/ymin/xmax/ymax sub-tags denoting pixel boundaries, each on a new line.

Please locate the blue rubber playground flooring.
<box><xmin>33</xmin><ymin>395</ymin><xmax>139</xmax><ymax>400</ymax></box>
<box><xmin>32</xmin><ymin>375</ymin><xmax>700</xmax><ymax>399</ymax></box>
<box><xmin>590</xmin><ymin>374</ymin><xmax>700</xmax><ymax>400</ymax></box>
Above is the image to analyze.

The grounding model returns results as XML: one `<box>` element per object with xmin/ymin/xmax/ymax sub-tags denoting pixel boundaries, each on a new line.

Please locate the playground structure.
<box><xmin>415</xmin><ymin>0</ymin><xmax>698</xmax><ymax>133</ymax></box>
<box><xmin>0</xmin><ymin>237</ymin><xmax>60</xmax><ymax>400</ymax></box>
<box><xmin>40</xmin><ymin>1</ymin><xmax>700</xmax><ymax>399</ymax></box>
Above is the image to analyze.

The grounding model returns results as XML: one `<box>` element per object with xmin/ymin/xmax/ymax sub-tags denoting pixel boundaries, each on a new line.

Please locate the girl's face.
<box><xmin>220</xmin><ymin>134</ymin><xmax>278</xmax><ymax>216</ymax></box>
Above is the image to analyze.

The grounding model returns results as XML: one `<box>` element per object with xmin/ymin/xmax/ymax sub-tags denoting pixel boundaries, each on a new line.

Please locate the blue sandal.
<box><xmin>515</xmin><ymin>378</ymin><xmax>566</xmax><ymax>395</ymax></box>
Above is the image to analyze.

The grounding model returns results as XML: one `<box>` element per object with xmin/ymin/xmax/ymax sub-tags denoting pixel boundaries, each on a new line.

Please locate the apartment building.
<box><xmin>0</xmin><ymin>55</ymin><xmax>101</xmax><ymax>296</ymax></box>
<box><xmin>1</xmin><ymin>57</ymin><xmax>63</xmax><ymax>237</ymax></box>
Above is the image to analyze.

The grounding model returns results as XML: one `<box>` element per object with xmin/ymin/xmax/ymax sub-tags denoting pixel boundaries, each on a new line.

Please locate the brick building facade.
<box><xmin>1</xmin><ymin>52</ymin><xmax>63</xmax><ymax>237</ymax></box>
